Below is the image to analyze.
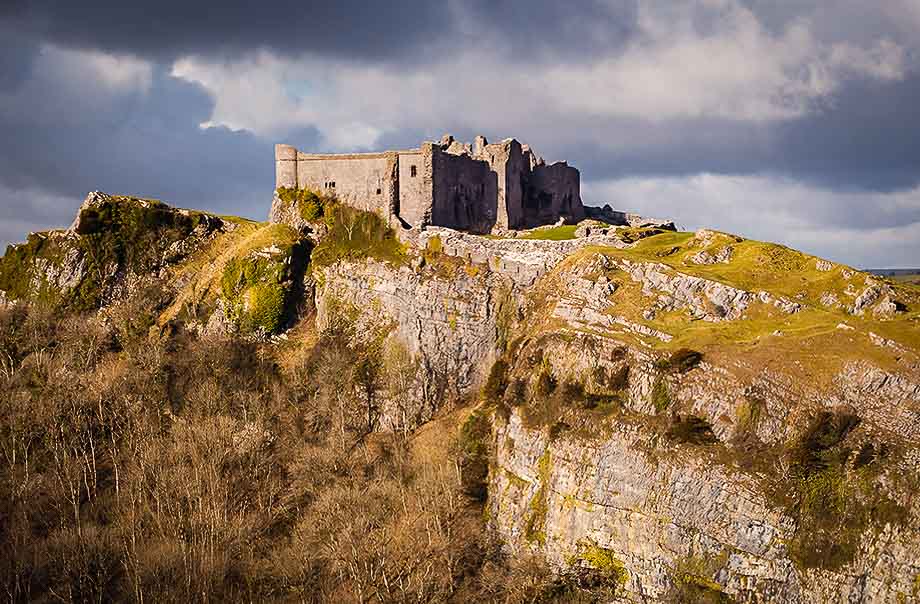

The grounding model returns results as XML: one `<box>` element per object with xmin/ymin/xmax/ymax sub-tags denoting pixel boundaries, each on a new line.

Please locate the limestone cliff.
<box><xmin>313</xmin><ymin>224</ymin><xmax>920</xmax><ymax>602</ymax></box>
<box><xmin>2</xmin><ymin>192</ymin><xmax>919</xmax><ymax>603</ymax></box>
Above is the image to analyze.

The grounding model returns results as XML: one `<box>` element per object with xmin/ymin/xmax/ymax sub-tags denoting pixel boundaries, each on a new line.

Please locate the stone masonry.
<box><xmin>273</xmin><ymin>134</ymin><xmax>585</xmax><ymax>234</ymax></box>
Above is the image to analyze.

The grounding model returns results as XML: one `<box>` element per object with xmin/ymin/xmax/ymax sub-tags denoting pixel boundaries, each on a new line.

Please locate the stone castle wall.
<box><xmin>525</xmin><ymin>161</ymin><xmax>584</xmax><ymax>227</ymax></box>
<box><xmin>276</xmin><ymin>145</ymin><xmax>399</xmax><ymax>218</ymax></box>
<box><xmin>396</xmin><ymin>149</ymin><xmax>430</xmax><ymax>227</ymax></box>
<box><xmin>272</xmin><ymin>135</ymin><xmax>585</xmax><ymax>233</ymax></box>
<box><xmin>430</xmin><ymin>144</ymin><xmax>498</xmax><ymax>233</ymax></box>
<box><xmin>479</xmin><ymin>139</ymin><xmax>524</xmax><ymax>230</ymax></box>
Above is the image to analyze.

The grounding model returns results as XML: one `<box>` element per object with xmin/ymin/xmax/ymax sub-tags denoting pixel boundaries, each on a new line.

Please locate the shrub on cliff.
<box><xmin>310</xmin><ymin>203</ymin><xmax>406</xmax><ymax>271</ymax></box>
<box><xmin>666</xmin><ymin>414</ymin><xmax>718</xmax><ymax>445</ymax></box>
<box><xmin>457</xmin><ymin>408</ymin><xmax>492</xmax><ymax>501</ymax></box>
<box><xmin>276</xmin><ymin>187</ymin><xmax>333</xmax><ymax>222</ymax></box>
<box><xmin>483</xmin><ymin>359</ymin><xmax>509</xmax><ymax>401</ymax></box>
<box><xmin>656</xmin><ymin>348</ymin><xmax>703</xmax><ymax>373</ymax></box>
<box><xmin>785</xmin><ymin>409</ymin><xmax>908</xmax><ymax>572</ymax></box>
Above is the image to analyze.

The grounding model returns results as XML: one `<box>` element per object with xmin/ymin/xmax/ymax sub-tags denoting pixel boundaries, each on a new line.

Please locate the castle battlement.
<box><xmin>271</xmin><ymin>134</ymin><xmax>584</xmax><ymax>234</ymax></box>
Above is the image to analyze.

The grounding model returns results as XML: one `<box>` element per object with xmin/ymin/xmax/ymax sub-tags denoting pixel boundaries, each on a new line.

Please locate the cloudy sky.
<box><xmin>1</xmin><ymin>1</ymin><xmax>919</xmax><ymax>268</ymax></box>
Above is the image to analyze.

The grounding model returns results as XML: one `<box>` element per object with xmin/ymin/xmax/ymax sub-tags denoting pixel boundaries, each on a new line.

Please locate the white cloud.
<box><xmin>169</xmin><ymin>0</ymin><xmax>911</xmax><ymax>149</ymax></box>
<box><xmin>0</xmin><ymin>44</ymin><xmax>153</xmax><ymax>126</ymax></box>
<box><xmin>39</xmin><ymin>44</ymin><xmax>153</xmax><ymax>94</ymax></box>
<box><xmin>583</xmin><ymin>174</ymin><xmax>920</xmax><ymax>268</ymax></box>
<box><xmin>829</xmin><ymin>38</ymin><xmax>906</xmax><ymax>81</ymax></box>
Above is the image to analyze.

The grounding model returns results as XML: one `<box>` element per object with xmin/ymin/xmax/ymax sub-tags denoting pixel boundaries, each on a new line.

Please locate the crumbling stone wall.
<box><xmin>396</xmin><ymin>149</ymin><xmax>430</xmax><ymax>228</ymax></box>
<box><xmin>272</xmin><ymin>135</ymin><xmax>585</xmax><ymax>233</ymax></box>
<box><xmin>430</xmin><ymin>145</ymin><xmax>498</xmax><ymax>234</ymax></box>
<box><xmin>480</xmin><ymin>139</ymin><xmax>526</xmax><ymax>230</ymax></box>
<box><xmin>525</xmin><ymin>161</ymin><xmax>584</xmax><ymax>227</ymax></box>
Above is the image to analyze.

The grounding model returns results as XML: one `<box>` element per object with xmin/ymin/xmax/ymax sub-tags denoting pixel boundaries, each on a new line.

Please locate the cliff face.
<box><xmin>0</xmin><ymin>192</ymin><xmax>310</xmax><ymax>337</ymax></box>
<box><xmin>2</xmin><ymin>193</ymin><xmax>919</xmax><ymax>603</ymax></box>
<box><xmin>311</xmin><ymin>225</ymin><xmax>920</xmax><ymax>602</ymax></box>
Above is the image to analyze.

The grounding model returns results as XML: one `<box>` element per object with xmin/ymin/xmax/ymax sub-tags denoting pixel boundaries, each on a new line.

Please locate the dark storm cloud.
<box><xmin>2</xmin><ymin>0</ymin><xmax>456</xmax><ymax>62</ymax></box>
<box><xmin>0</xmin><ymin>22</ymin><xmax>38</xmax><ymax>89</ymax></box>
<box><xmin>1</xmin><ymin>0</ymin><xmax>919</xmax><ymax>266</ymax></box>
<box><xmin>773</xmin><ymin>73</ymin><xmax>920</xmax><ymax>193</ymax></box>
<box><xmin>0</xmin><ymin>55</ymin><xmax>323</xmax><ymax>246</ymax></box>
<box><xmin>459</xmin><ymin>0</ymin><xmax>639</xmax><ymax>58</ymax></box>
<box><xmin>548</xmin><ymin>69</ymin><xmax>920</xmax><ymax>196</ymax></box>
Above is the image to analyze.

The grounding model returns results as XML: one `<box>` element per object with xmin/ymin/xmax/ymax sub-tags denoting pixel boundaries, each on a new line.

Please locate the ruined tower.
<box><xmin>271</xmin><ymin>134</ymin><xmax>584</xmax><ymax>233</ymax></box>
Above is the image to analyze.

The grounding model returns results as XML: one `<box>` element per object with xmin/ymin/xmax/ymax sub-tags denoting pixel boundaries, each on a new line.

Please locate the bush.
<box><xmin>483</xmin><ymin>359</ymin><xmax>509</xmax><ymax>401</ymax></box>
<box><xmin>458</xmin><ymin>409</ymin><xmax>492</xmax><ymax>501</ymax></box>
<box><xmin>577</xmin><ymin>544</ymin><xmax>628</xmax><ymax>589</ymax></box>
<box><xmin>535</xmin><ymin>369</ymin><xmax>557</xmax><ymax>397</ymax></box>
<box><xmin>657</xmin><ymin>348</ymin><xmax>703</xmax><ymax>373</ymax></box>
<box><xmin>561</xmin><ymin>381</ymin><xmax>587</xmax><ymax>408</ymax></box>
<box><xmin>310</xmin><ymin>203</ymin><xmax>407</xmax><ymax>270</ymax></box>
<box><xmin>784</xmin><ymin>408</ymin><xmax>908</xmax><ymax>572</ymax></box>
<box><xmin>651</xmin><ymin>376</ymin><xmax>671</xmax><ymax>413</ymax></box>
<box><xmin>246</xmin><ymin>282</ymin><xmax>286</xmax><ymax>333</ymax></box>
<box><xmin>666</xmin><ymin>414</ymin><xmax>718</xmax><ymax>445</ymax></box>
<box><xmin>791</xmin><ymin>410</ymin><xmax>860</xmax><ymax>473</ymax></box>
<box><xmin>276</xmin><ymin>187</ymin><xmax>333</xmax><ymax>223</ymax></box>
<box><xmin>507</xmin><ymin>379</ymin><xmax>527</xmax><ymax>406</ymax></box>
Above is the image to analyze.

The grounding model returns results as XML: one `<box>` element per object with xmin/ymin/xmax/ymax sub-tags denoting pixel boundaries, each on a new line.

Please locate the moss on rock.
<box><xmin>276</xmin><ymin>187</ymin><xmax>333</xmax><ymax>223</ymax></box>
<box><xmin>311</xmin><ymin>202</ymin><xmax>406</xmax><ymax>271</ymax></box>
<box><xmin>578</xmin><ymin>544</ymin><xmax>629</xmax><ymax>587</ymax></box>
<box><xmin>458</xmin><ymin>408</ymin><xmax>492</xmax><ymax>501</ymax></box>
<box><xmin>524</xmin><ymin>450</ymin><xmax>552</xmax><ymax>546</ymax></box>
<box><xmin>218</xmin><ymin>224</ymin><xmax>307</xmax><ymax>335</ymax></box>
<box><xmin>0</xmin><ymin>195</ymin><xmax>220</xmax><ymax>310</ymax></box>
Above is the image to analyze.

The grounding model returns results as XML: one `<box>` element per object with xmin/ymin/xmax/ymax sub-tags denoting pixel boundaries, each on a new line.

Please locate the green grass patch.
<box><xmin>311</xmin><ymin>202</ymin><xmax>407</xmax><ymax>271</ymax></box>
<box><xmin>276</xmin><ymin>187</ymin><xmax>334</xmax><ymax>222</ymax></box>
<box><xmin>518</xmin><ymin>224</ymin><xmax>578</xmax><ymax>240</ymax></box>
<box><xmin>219</xmin><ymin>223</ymin><xmax>305</xmax><ymax>334</ymax></box>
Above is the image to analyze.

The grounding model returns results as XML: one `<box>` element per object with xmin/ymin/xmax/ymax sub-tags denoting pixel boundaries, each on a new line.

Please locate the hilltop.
<box><xmin>1</xmin><ymin>191</ymin><xmax>919</xmax><ymax>603</ymax></box>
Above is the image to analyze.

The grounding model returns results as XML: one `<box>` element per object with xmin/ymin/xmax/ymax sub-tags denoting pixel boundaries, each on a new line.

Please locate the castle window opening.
<box><xmin>410</xmin><ymin>165</ymin><xmax>417</xmax><ymax>177</ymax></box>
<box><xmin>376</xmin><ymin>188</ymin><xmax>382</xmax><ymax>195</ymax></box>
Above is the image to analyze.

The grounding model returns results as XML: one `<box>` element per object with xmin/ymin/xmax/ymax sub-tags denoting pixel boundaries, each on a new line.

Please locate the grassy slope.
<box><xmin>550</xmin><ymin>229</ymin><xmax>920</xmax><ymax>385</ymax></box>
<box><xmin>157</xmin><ymin>221</ymin><xmax>299</xmax><ymax>328</ymax></box>
<box><xmin>518</xmin><ymin>225</ymin><xmax>579</xmax><ymax>241</ymax></box>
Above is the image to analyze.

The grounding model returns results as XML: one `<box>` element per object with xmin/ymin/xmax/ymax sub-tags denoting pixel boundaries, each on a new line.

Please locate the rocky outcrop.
<box><xmin>409</xmin><ymin>227</ymin><xmax>628</xmax><ymax>287</ymax></box>
<box><xmin>0</xmin><ymin>192</ymin><xmax>226</xmax><ymax>309</ymax></box>
<box><xmin>315</xmin><ymin>257</ymin><xmax>513</xmax><ymax>427</ymax></box>
<box><xmin>4</xmin><ymin>192</ymin><xmax>920</xmax><ymax>603</ymax></box>
<box><xmin>584</xmin><ymin>204</ymin><xmax>677</xmax><ymax>231</ymax></box>
<box><xmin>489</xmin><ymin>408</ymin><xmax>920</xmax><ymax>603</ymax></box>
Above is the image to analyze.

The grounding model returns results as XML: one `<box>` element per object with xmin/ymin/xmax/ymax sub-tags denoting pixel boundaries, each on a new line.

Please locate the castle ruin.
<box><xmin>273</xmin><ymin>134</ymin><xmax>584</xmax><ymax>233</ymax></box>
